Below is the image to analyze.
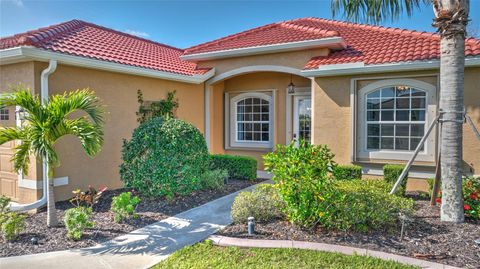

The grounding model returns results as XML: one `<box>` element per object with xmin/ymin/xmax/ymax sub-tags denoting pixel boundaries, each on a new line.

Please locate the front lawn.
<box><xmin>153</xmin><ymin>241</ymin><xmax>418</xmax><ymax>269</ymax></box>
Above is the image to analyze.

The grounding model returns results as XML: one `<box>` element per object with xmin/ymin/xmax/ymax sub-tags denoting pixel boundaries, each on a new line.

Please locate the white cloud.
<box><xmin>8</xmin><ymin>0</ymin><xmax>24</xmax><ymax>7</ymax></box>
<box><xmin>124</xmin><ymin>29</ymin><xmax>150</xmax><ymax>38</ymax></box>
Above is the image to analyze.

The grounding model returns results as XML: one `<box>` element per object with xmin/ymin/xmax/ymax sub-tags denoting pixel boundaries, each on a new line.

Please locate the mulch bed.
<box><xmin>217</xmin><ymin>193</ymin><xmax>480</xmax><ymax>269</ymax></box>
<box><xmin>0</xmin><ymin>178</ymin><xmax>263</xmax><ymax>258</ymax></box>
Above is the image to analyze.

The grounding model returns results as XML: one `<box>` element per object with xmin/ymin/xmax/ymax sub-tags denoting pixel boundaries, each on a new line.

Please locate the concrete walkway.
<box><xmin>0</xmin><ymin>183</ymin><xmax>262</xmax><ymax>269</ymax></box>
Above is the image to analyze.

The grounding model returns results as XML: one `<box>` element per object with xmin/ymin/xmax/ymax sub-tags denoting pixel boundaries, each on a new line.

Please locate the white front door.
<box><xmin>293</xmin><ymin>96</ymin><xmax>312</xmax><ymax>145</ymax></box>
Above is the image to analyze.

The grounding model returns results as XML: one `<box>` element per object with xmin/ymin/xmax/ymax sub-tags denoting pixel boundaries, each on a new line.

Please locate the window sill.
<box><xmin>224</xmin><ymin>146</ymin><xmax>273</xmax><ymax>152</ymax></box>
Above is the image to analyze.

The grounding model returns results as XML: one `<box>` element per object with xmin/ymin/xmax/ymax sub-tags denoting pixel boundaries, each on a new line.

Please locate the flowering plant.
<box><xmin>463</xmin><ymin>176</ymin><xmax>480</xmax><ymax>219</ymax></box>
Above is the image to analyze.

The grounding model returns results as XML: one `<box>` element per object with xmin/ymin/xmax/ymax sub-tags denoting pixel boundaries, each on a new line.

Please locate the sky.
<box><xmin>0</xmin><ymin>0</ymin><xmax>479</xmax><ymax>49</ymax></box>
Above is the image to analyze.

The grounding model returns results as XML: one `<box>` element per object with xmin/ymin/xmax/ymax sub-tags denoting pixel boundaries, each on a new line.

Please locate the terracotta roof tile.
<box><xmin>0</xmin><ymin>20</ymin><xmax>209</xmax><ymax>76</ymax></box>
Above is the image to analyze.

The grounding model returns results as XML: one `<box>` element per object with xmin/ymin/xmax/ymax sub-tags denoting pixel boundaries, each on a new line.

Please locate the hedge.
<box><xmin>333</xmin><ymin>164</ymin><xmax>363</xmax><ymax>180</ymax></box>
<box><xmin>383</xmin><ymin>164</ymin><xmax>408</xmax><ymax>195</ymax></box>
<box><xmin>210</xmin><ymin>154</ymin><xmax>257</xmax><ymax>180</ymax></box>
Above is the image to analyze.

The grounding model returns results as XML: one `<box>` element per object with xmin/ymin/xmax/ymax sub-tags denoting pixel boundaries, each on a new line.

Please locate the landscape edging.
<box><xmin>208</xmin><ymin>235</ymin><xmax>460</xmax><ymax>269</ymax></box>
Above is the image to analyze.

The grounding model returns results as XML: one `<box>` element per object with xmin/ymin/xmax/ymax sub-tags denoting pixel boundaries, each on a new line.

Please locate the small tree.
<box><xmin>0</xmin><ymin>86</ymin><xmax>104</xmax><ymax>227</ymax></box>
<box><xmin>136</xmin><ymin>90</ymin><xmax>178</xmax><ymax>123</ymax></box>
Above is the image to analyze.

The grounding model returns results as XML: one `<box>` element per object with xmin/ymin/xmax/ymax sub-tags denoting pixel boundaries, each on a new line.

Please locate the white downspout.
<box><xmin>10</xmin><ymin>60</ymin><xmax>57</xmax><ymax>211</ymax></box>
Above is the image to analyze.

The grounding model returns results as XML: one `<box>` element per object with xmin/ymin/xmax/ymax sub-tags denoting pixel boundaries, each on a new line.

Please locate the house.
<box><xmin>1</xmin><ymin>18</ymin><xmax>479</xmax><ymax>204</ymax></box>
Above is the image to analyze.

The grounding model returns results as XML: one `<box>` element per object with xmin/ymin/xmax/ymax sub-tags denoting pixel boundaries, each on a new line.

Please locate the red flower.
<box><xmin>435</xmin><ymin>198</ymin><xmax>441</xmax><ymax>204</ymax></box>
<box><xmin>470</xmin><ymin>192</ymin><xmax>478</xmax><ymax>200</ymax></box>
<box><xmin>464</xmin><ymin>204</ymin><xmax>471</xmax><ymax>211</ymax></box>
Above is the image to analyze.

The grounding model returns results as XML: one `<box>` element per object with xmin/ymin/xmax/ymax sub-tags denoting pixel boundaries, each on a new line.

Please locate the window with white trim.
<box><xmin>229</xmin><ymin>92</ymin><xmax>273</xmax><ymax>148</ymax></box>
<box><xmin>0</xmin><ymin>108</ymin><xmax>9</xmax><ymax>121</ymax></box>
<box><xmin>366</xmin><ymin>86</ymin><xmax>426</xmax><ymax>151</ymax></box>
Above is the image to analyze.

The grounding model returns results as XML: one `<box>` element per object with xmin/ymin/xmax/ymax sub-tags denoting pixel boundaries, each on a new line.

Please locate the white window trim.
<box><xmin>285</xmin><ymin>87</ymin><xmax>310</xmax><ymax>144</ymax></box>
<box><xmin>357</xmin><ymin>78</ymin><xmax>437</xmax><ymax>162</ymax></box>
<box><xmin>228</xmin><ymin>91</ymin><xmax>274</xmax><ymax>149</ymax></box>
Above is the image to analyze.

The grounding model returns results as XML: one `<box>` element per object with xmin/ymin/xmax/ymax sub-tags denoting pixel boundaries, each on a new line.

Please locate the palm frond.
<box><xmin>0</xmin><ymin>127</ymin><xmax>27</xmax><ymax>145</ymax></box>
<box><xmin>47</xmin><ymin>89</ymin><xmax>105</xmax><ymax>126</ymax></box>
<box><xmin>12</xmin><ymin>138</ymin><xmax>32</xmax><ymax>173</ymax></box>
<box><xmin>331</xmin><ymin>0</ymin><xmax>428</xmax><ymax>24</ymax></box>
<box><xmin>0</xmin><ymin>85</ymin><xmax>44</xmax><ymax>121</ymax></box>
<box><xmin>51</xmin><ymin>118</ymin><xmax>104</xmax><ymax>157</ymax></box>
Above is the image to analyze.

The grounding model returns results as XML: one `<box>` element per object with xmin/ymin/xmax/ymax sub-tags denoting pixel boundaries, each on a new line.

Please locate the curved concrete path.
<box><xmin>0</xmin><ymin>182</ymin><xmax>264</xmax><ymax>269</ymax></box>
<box><xmin>208</xmin><ymin>235</ymin><xmax>460</xmax><ymax>269</ymax></box>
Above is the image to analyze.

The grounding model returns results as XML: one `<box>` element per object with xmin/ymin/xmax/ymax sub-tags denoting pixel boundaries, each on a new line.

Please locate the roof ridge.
<box><xmin>279</xmin><ymin>20</ymin><xmax>339</xmax><ymax>37</ymax></box>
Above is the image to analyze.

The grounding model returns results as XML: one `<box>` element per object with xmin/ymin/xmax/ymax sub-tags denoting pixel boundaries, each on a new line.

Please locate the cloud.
<box><xmin>8</xmin><ymin>0</ymin><xmax>24</xmax><ymax>7</ymax></box>
<box><xmin>124</xmin><ymin>29</ymin><xmax>150</xmax><ymax>38</ymax></box>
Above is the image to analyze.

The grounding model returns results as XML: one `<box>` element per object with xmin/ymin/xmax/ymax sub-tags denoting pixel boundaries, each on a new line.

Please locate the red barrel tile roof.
<box><xmin>0</xmin><ymin>20</ymin><xmax>209</xmax><ymax>76</ymax></box>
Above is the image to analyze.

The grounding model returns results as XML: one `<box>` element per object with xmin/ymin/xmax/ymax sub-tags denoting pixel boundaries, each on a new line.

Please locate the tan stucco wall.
<box><xmin>31</xmin><ymin>63</ymin><xmax>205</xmax><ymax>201</ymax></box>
<box><xmin>313</xmin><ymin>68</ymin><xmax>480</xmax><ymax>189</ymax></box>
<box><xmin>209</xmin><ymin>72</ymin><xmax>310</xmax><ymax>169</ymax></box>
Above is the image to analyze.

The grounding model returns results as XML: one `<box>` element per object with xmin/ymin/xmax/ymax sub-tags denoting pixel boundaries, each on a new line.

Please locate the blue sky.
<box><xmin>1</xmin><ymin>0</ymin><xmax>479</xmax><ymax>49</ymax></box>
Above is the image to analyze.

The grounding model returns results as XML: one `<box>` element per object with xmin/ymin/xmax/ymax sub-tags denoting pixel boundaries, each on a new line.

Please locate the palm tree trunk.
<box><xmin>436</xmin><ymin>0</ymin><xmax>469</xmax><ymax>223</ymax></box>
<box><xmin>46</xmin><ymin>161</ymin><xmax>58</xmax><ymax>227</ymax></box>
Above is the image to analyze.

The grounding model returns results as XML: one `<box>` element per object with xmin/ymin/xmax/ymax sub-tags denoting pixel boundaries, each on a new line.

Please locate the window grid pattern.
<box><xmin>0</xmin><ymin>109</ymin><xmax>9</xmax><ymax>121</ymax></box>
<box><xmin>298</xmin><ymin>99</ymin><xmax>311</xmax><ymax>143</ymax></box>
<box><xmin>236</xmin><ymin>97</ymin><xmax>270</xmax><ymax>142</ymax></box>
<box><xmin>366</xmin><ymin>86</ymin><xmax>426</xmax><ymax>151</ymax></box>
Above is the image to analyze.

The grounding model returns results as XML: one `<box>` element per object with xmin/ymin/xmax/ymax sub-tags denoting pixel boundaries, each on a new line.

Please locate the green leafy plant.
<box><xmin>432</xmin><ymin>176</ymin><xmax>480</xmax><ymax>220</ymax></box>
<box><xmin>136</xmin><ymin>90</ymin><xmax>179</xmax><ymax>123</ymax></box>
<box><xmin>0</xmin><ymin>195</ymin><xmax>27</xmax><ymax>241</ymax></box>
<box><xmin>120</xmin><ymin>117</ymin><xmax>210</xmax><ymax>199</ymax></box>
<box><xmin>263</xmin><ymin>140</ymin><xmax>338</xmax><ymax>228</ymax></box>
<box><xmin>0</xmin><ymin>195</ymin><xmax>10</xmax><ymax>214</ymax></box>
<box><xmin>200</xmin><ymin>169</ymin><xmax>228</xmax><ymax>191</ymax></box>
<box><xmin>333</xmin><ymin>164</ymin><xmax>363</xmax><ymax>180</ymax></box>
<box><xmin>111</xmin><ymin>192</ymin><xmax>141</xmax><ymax>223</ymax></box>
<box><xmin>210</xmin><ymin>154</ymin><xmax>257</xmax><ymax>180</ymax></box>
<box><xmin>64</xmin><ymin>206</ymin><xmax>95</xmax><ymax>241</ymax></box>
<box><xmin>383</xmin><ymin>164</ymin><xmax>408</xmax><ymax>195</ymax></box>
<box><xmin>70</xmin><ymin>185</ymin><xmax>107</xmax><ymax>208</ymax></box>
<box><xmin>231</xmin><ymin>184</ymin><xmax>285</xmax><ymax>223</ymax></box>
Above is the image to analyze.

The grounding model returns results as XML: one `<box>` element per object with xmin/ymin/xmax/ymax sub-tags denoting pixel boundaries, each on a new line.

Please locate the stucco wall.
<box><xmin>313</xmin><ymin>68</ymin><xmax>480</xmax><ymax>177</ymax></box>
<box><xmin>32</xmin><ymin>62</ymin><xmax>205</xmax><ymax>201</ymax></box>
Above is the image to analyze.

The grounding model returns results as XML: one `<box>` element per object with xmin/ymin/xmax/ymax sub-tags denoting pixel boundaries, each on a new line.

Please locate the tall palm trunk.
<box><xmin>46</xmin><ymin>161</ymin><xmax>58</xmax><ymax>227</ymax></box>
<box><xmin>434</xmin><ymin>0</ymin><xmax>469</xmax><ymax>223</ymax></box>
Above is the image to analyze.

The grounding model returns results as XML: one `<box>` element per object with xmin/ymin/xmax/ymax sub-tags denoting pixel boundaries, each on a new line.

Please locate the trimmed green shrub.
<box><xmin>120</xmin><ymin>117</ymin><xmax>210</xmax><ymax>198</ymax></box>
<box><xmin>64</xmin><ymin>206</ymin><xmax>95</xmax><ymax>241</ymax></box>
<box><xmin>210</xmin><ymin>154</ymin><xmax>257</xmax><ymax>180</ymax></box>
<box><xmin>329</xmin><ymin>180</ymin><xmax>414</xmax><ymax>232</ymax></box>
<box><xmin>200</xmin><ymin>169</ymin><xmax>228</xmax><ymax>191</ymax></box>
<box><xmin>264</xmin><ymin>140</ymin><xmax>337</xmax><ymax>228</ymax></box>
<box><xmin>231</xmin><ymin>184</ymin><xmax>285</xmax><ymax>223</ymax></box>
<box><xmin>383</xmin><ymin>164</ymin><xmax>408</xmax><ymax>195</ymax></box>
<box><xmin>111</xmin><ymin>192</ymin><xmax>141</xmax><ymax>223</ymax></box>
<box><xmin>333</xmin><ymin>164</ymin><xmax>362</xmax><ymax>180</ymax></box>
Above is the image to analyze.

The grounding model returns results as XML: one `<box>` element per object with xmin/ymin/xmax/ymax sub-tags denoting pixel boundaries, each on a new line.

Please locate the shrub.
<box><xmin>64</xmin><ymin>206</ymin><xmax>95</xmax><ymax>241</ymax></box>
<box><xmin>111</xmin><ymin>192</ymin><xmax>141</xmax><ymax>223</ymax></box>
<box><xmin>329</xmin><ymin>180</ymin><xmax>414</xmax><ymax>232</ymax></box>
<box><xmin>384</xmin><ymin>164</ymin><xmax>408</xmax><ymax>195</ymax></box>
<box><xmin>333</xmin><ymin>164</ymin><xmax>362</xmax><ymax>180</ymax></box>
<box><xmin>0</xmin><ymin>195</ymin><xmax>26</xmax><ymax>241</ymax></box>
<box><xmin>210</xmin><ymin>154</ymin><xmax>257</xmax><ymax>180</ymax></box>
<box><xmin>231</xmin><ymin>184</ymin><xmax>285</xmax><ymax>223</ymax></box>
<box><xmin>433</xmin><ymin>176</ymin><xmax>480</xmax><ymax>220</ymax></box>
<box><xmin>263</xmin><ymin>140</ymin><xmax>338</xmax><ymax>228</ymax></box>
<box><xmin>200</xmin><ymin>169</ymin><xmax>228</xmax><ymax>191</ymax></box>
<box><xmin>120</xmin><ymin>117</ymin><xmax>210</xmax><ymax>198</ymax></box>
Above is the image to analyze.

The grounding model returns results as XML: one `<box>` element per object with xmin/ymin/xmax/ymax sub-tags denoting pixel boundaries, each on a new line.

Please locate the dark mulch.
<box><xmin>217</xmin><ymin>193</ymin><xmax>480</xmax><ymax>269</ymax></box>
<box><xmin>0</xmin><ymin>179</ymin><xmax>263</xmax><ymax>257</ymax></box>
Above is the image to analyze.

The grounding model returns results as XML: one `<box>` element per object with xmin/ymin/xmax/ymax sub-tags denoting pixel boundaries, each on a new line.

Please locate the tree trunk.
<box><xmin>435</xmin><ymin>0</ymin><xmax>469</xmax><ymax>223</ymax></box>
<box><xmin>46</xmin><ymin>162</ymin><xmax>58</xmax><ymax>227</ymax></box>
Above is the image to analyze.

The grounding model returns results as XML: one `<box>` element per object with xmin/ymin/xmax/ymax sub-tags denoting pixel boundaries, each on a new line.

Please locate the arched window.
<box><xmin>229</xmin><ymin>92</ymin><xmax>273</xmax><ymax>148</ymax></box>
<box><xmin>366</xmin><ymin>86</ymin><xmax>426</xmax><ymax>151</ymax></box>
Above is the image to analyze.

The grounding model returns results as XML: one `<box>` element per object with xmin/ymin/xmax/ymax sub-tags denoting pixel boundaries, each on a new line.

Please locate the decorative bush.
<box><xmin>64</xmin><ymin>206</ymin><xmax>95</xmax><ymax>241</ymax></box>
<box><xmin>330</xmin><ymin>180</ymin><xmax>414</xmax><ymax>232</ymax></box>
<box><xmin>210</xmin><ymin>154</ymin><xmax>257</xmax><ymax>180</ymax></box>
<box><xmin>231</xmin><ymin>184</ymin><xmax>285</xmax><ymax>223</ymax></box>
<box><xmin>433</xmin><ymin>176</ymin><xmax>480</xmax><ymax>220</ymax></box>
<box><xmin>333</xmin><ymin>164</ymin><xmax>362</xmax><ymax>180</ymax></box>
<box><xmin>136</xmin><ymin>90</ymin><xmax>179</xmax><ymax>123</ymax></box>
<box><xmin>263</xmin><ymin>140</ymin><xmax>338</xmax><ymax>228</ymax></box>
<box><xmin>0</xmin><ymin>195</ymin><xmax>26</xmax><ymax>241</ymax></box>
<box><xmin>200</xmin><ymin>169</ymin><xmax>228</xmax><ymax>191</ymax></box>
<box><xmin>111</xmin><ymin>192</ymin><xmax>141</xmax><ymax>223</ymax></box>
<box><xmin>120</xmin><ymin>117</ymin><xmax>210</xmax><ymax>198</ymax></box>
<box><xmin>383</xmin><ymin>164</ymin><xmax>408</xmax><ymax>195</ymax></box>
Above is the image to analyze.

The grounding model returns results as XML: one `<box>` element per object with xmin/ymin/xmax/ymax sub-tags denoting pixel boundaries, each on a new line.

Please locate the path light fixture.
<box><xmin>31</xmin><ymin>236</ymin><xmax>38</xmax><ymax>245</ymax></box>
<box><xmin>247</xmin><ymin>216</ymin><xmax>255</xmax><ymax>235</ymax></box>
<box><xmin>287</xmin><ymin>74</ymin><xmax>296</xmax><ymax>94</ymax></box>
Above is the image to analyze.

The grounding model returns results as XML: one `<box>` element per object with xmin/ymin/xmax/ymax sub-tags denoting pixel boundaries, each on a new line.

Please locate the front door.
<box><xmin>293</xmin><ymin>96</ymin><xmax>312</xmax><ymax>145</ymax></box>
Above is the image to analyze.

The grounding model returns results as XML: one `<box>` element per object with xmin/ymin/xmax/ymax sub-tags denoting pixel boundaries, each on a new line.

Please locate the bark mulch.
<box><xmin>0</xmin><ymin>179</ymin><xmax>263</xmax><ymax>258</ymax></box>
<box><xmin>217</xmin><ymin>193</ymin><xmax>480</xmax><ymax>269</ymax></box>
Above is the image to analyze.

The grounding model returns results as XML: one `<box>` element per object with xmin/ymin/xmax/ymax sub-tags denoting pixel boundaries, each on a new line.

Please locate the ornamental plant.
<box><xmin>120</xmin><ymin>117</ymin><xmax>210</xmax><ymax>199</ymax></box>
<box><xmin>463</xmin><ymin>176</ymin><xmax>480</xmax><ymax>219</ymax></box>
<box><xmin>0</xmin><ymin>195</ymin><xmax>26</xmax><ymax>241</ymax></box>
<box><xmin>383</xmin><ymin>164</ymin><xmax>408</xmax><ymax>195</ymax></box>
<box><xmin>210</xmin><ymin>154</ymin><xmax>257</xmax><ymax>180</ymax></box>
<box><xmin>231</xmin><ymin>184</ymin><xmax>285</xmax><ymax>223</ymax></box>
<box><xmin>136</xmin><ymin>90</ymin><xmax>179</xmax><ymax>123</ymax></box>
<box><xmin>64</xmin><ymin>206</ymin><xmax>95</xmax><ymax>241</ymax></box>
<box><xmin>111</xmin><ymin>192</ymin><xmax>140</xmax><ymax>223</ymax></box>
<box><xmin>263</xmin><ymin>140</ymin><xmax>338</xmax><ymax>228</ymax></box>
<box><xmin>333</xmin><ymin>164</ymin><xmax>363</xmax><ymax>180</ymax></box>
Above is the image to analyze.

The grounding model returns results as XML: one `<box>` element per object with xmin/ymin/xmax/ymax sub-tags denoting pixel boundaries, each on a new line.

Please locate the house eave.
<box><xmin>0</xmin><ymin>46</ymin><xmax>215</xmax><ymax>84</ymax></box>
<box><xmin>180</xmin><ymin>37</ymin><xmax>346</xmax><ymax>62</ymax></box>
<box><xmin>301</xmin><ymin>57</ymin><xmax>480</xmax><ymax>77</ymax></box>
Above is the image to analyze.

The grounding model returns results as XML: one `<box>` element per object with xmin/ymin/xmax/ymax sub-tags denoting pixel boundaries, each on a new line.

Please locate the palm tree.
<box><xmin>332</xmin><ymin>0</ymin><xmax>469</xmax><ymax>223</ymax></box>
<box><xmin>0</xmin><ymin>85</ymin><xmax>104</xmax><ymax>227</ymax></box>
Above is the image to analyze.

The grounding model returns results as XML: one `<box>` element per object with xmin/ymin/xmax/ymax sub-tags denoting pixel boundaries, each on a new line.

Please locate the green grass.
<box><xmin>153</xmin><ymin>241</ymin><xmax>419</xmax><ymax>269</ymax></box>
